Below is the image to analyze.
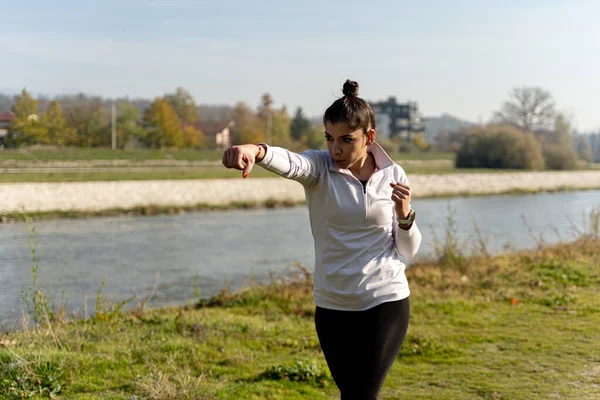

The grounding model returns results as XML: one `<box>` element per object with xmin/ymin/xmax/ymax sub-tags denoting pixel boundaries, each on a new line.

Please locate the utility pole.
<box><xmin>267</xmin><ymin>110</ymin><xmax>272</xmax><ymax>144</ymax></box>
<box><xmin>111</xmin><ymin>102</ymin><xmax>117</xmax><ymax>150</ymax></box>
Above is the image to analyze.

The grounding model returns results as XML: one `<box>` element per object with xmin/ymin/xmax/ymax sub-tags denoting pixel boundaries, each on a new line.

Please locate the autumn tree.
<box><xmin>164</xmin><ymin>87</ymin><xmax>199</xmax><ymax>123</ymax></box>
<box><xmin>304</xmin><ymin>124</ymin><xmax>326</xmax><ymax>150</ymax></box>
<box><xmin>41</xmin><ymin>100</ymin><xmax>76</xmax><ymax>146</ymax></box>
<box><xmin>270</xmin><ymin>106</ymin><xmax>291</xmax><ymax>145</ymax></box>
<box><xmin>63</xmin><ymin>101</ymin><xmax>109</xmax><ymax>147</ymax></box>
<box><xmin>412</xmin><ymin>133</ymin><xmax>431</xmax><ymax>151</ymax></box>
<box><xmin>6</xmin><ymin>89</ymin><xmax>48</xmax><ymax>146</ymax></box>
<box><xmin>142</xmin><ymin>98</ymin><xmax>185</xmax><ymax>148</ymax></box>
<box><xmin>116</xmin><ymin>101</ymin><xmax>145</xmax><ymax>148</ymax></box>
<box><xmin>231</xmin><ymin>102</ymin><xmax>264</xmax><ymax>145</ymax></box>
<box><xmin>182</xmin><ymin>125</ymin><xmax>206</xmax><ymax>148</ymax></box>
<box><xmin>89</xmin><ymin>105</ymin><xmax>111</xmax><ymax>147</ymax></box>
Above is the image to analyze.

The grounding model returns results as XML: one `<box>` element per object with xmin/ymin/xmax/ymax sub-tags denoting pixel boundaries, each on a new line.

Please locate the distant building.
<box><xmin>370</xmin><ymin>97</ymin><xmax>424</xmax><ymax>140</ymax></box>
<box><xmin>0</xmin><ymin>111</ymin><xmax>15</xmax><ymax>146</ymax></box>
<box><xmin>188</xmin><ymin>120</ymin><xmax>234</xmax><ymax>149</ymax></box>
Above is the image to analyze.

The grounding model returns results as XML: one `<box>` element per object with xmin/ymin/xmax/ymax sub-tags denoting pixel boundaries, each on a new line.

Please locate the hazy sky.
<box><xmin>1</xmin><ymin>0</ymin><xmax>598</xmax><ymax>130</ymax></box>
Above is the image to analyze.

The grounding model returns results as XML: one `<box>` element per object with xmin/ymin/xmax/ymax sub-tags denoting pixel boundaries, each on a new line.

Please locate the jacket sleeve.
<box><xmin>257</xmin><ymin>144</ymin><xmax>324</xmax><ymax>188</ymax></box>
<box><xmin>393</xmin><ymin>167</ymin><xmax>422</xmax><ymax>258</ymax></box>
<box><xmin>394</xmin><ymin>221</ymin><xmax>422</xmax><ymax>259</ymax></box>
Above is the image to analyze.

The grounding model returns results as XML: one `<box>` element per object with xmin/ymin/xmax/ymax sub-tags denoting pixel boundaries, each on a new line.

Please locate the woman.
<box><xmin>222</xmin><ymin>79</ymin><xmax>422</xmax><ymax>399</ymax></box>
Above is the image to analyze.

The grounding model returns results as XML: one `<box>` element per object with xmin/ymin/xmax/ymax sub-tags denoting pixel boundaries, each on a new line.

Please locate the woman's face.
<box><xmin>325</xmin><ymin>122</ymin><xmax>375</xmax><ymax>170</ymax></box>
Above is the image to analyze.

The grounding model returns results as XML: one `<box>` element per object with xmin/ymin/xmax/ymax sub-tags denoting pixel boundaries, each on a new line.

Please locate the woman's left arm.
<box><xmin>394</xmin><ymin>220</ymin><xmax>422</xmax><ymax>258</ymax></box>
<box><xmin>390</xmin><ymin>170</ymin><xmax>422</xmax><ymax>258</ymax></box>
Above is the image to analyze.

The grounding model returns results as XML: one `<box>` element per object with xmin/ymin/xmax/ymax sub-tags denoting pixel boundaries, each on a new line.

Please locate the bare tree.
<box><xmin>258</xmin><ymin>93</ymin><xmax>273</xmax><ymax>116</ymax></box>
<box><xmin>258</xmin><ymin>93</ymin><xmax>274</xmax><ymax>143</ymax></box>
<box><xmin>551</xmin><ymin>111</ymin><xmax>574</xmax><ymax>146</ymax></box>
<box><xmin>494</xmin><ymin>87</ymin><xmax>556</xmax><ymax>132</ymax></box>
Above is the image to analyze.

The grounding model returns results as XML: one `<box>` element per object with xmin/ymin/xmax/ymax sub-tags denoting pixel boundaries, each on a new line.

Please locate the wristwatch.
<box><xmin>397</xmin><ymin>209</ymin><xmax>416</xmax><ymax>225</ymax></box>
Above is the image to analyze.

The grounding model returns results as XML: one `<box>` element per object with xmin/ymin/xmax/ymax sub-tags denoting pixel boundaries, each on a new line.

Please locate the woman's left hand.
<box><xmin>389</xmin><ymin>182</ymin><xmax>412</xmax><ymax>219</ymax></box>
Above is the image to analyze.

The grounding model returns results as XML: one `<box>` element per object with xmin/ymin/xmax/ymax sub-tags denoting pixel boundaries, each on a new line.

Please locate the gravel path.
<box><xmin>1</xmin><ymin>171</ymin><xmax>600</xmax><ymax>213</ymax></box>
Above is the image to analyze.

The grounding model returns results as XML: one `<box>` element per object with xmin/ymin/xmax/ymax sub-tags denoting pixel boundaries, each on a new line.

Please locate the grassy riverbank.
<box><xmin>1</xmin><ymin>228</ymin><xmax>599</xmax><ymax>399</ymax></box>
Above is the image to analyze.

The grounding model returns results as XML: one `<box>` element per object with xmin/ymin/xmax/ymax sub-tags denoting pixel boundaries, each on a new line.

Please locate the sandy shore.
<box><xmin>1</xmin><ymin>171</ymin><xmax>599</xmax><ymax>214</ymax></box>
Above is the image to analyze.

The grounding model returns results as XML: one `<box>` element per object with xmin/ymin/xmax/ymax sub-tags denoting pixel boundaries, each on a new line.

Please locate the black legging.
<box><xmin>315</xmin><ymin>298</ymin><xmax>410</xmax><ymax>400</ymax></box>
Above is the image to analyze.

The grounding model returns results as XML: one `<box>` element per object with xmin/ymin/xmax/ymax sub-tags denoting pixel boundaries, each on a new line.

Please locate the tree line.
<box><xmin>438</xmin><ymin>87</ymin><xmax>599</xmax><ymax>169</ymax></box>
<box><xmin>0</xmin><ymin>88</ymin><xmax>324</xmax><ymax>150</ymax></box>
<box><xmin>1</xmin><ymin>85</ymin><xmax>598</xmax><ymax>169</ymax></box>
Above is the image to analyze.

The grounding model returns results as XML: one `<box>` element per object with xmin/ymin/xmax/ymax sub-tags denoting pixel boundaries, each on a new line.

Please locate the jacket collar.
<box><xmin>328</xmin><ymin>141</ymin><xmax>394</xmax><ymax>173</ymax></box>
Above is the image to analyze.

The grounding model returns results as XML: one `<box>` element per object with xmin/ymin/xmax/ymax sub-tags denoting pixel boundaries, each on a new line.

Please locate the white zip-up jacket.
<box><xmin>258</xmin><ymin>142</ymin><xmax>422</xmax><ymax>311</ymax></box>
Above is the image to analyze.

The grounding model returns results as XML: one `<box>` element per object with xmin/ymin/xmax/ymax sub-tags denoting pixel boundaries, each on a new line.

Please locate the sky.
<box><xmin>1</xmin><ymin>0</ymin><xmax>599</xmax><ymax>131</ymax></box>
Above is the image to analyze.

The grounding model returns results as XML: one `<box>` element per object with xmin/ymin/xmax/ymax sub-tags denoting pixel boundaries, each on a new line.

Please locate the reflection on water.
<box><xmin>1</xmin><ymin>190</ymin><xmax>598</xmax><ymax>324</ymax></box>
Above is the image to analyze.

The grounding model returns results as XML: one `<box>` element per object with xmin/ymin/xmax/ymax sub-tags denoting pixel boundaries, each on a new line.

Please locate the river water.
<box><xmin>1</xmin><ymin>190</ymin><xmax>598</xmax><ymax>325</ymax></box>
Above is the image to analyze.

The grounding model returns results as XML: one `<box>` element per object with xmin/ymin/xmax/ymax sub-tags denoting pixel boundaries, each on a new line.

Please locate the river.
<box><xmin>1</xmin><ymin>190</ymin><xmax>598</xmax><ymax>325</ymax></box>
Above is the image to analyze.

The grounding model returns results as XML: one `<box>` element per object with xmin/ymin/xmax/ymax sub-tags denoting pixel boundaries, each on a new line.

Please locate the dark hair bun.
<box><xmin>342</xmin><ymin>79</ymin><xmax>359</xmax><ymax>98</ymax></box>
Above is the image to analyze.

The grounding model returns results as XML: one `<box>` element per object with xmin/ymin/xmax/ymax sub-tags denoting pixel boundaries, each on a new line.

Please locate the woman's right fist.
<box><xmin>222</xmin><ymin>144</ymin><xmax>260</xmax><ymax>179</ymax></box>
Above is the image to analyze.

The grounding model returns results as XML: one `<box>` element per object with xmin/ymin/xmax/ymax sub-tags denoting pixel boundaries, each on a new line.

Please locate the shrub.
<box><xmin>455</xmin><ymin>125</ymin><xmax>544</xmax><ymax>170</ymax></box>
<box><xmin>542</xmin><ymin>144</ymin><xmax>578</xmax><ymax>170</ymax></box>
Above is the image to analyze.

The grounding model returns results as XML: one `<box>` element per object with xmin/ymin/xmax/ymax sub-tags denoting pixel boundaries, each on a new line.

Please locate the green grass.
<box><xmin>0</xmin><ymin>147</ymin><xmax>457</xmax><ymax>162</ymax></box>
<box><xmin>1</xmin><ymin>147</ymin><xmax>598</xmax><ymax>184</ymax></box>
<box><xmin>0</xmin><ymin>148</ymin><xmax>226</xmax><ymax>161</ymax></box>
<box><xmin>1</xmin><ymin>236</ymin><xmax>599</xmax><ymax>399</ymax></box>
<box><xmin>393</xmin><ymin>151</ymin><xmax>456</xmax><ymax>161</ymax></box>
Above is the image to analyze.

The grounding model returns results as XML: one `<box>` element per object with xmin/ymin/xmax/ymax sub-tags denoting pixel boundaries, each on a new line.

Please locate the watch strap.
<box><xmin>397</xmin><ymin>209</ymin><xmax>416</xmax><ymax>225</ymax></box>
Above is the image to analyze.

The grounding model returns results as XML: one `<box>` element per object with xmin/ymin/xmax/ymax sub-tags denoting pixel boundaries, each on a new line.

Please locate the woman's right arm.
<box><xmin>222</xmin><ymin>143</ymin><xmax>323</xmax><ymax>187</ymax></box>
